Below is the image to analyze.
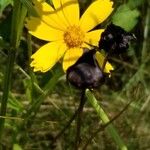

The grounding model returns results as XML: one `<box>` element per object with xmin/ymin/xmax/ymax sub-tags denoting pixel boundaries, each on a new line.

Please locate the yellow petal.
<box><xmin>32</xmin><ymin>0</ymin><xmax>66</xmax><ymax>30</ymax></box>
<box><xmin>52</xmin><ymin>0</ymin><xmax>70</xmax><ymax>27</ymax></box>
<box><xmin>26</xmin><ymin>17</ymin><xmax>64</xmax><ymax>41</ymax></box>
<box><xmin>31</xmin><ymin>41</ymin><xmax>67</xmax><ymax>72</ymax></box>
<box><xmin>84</xmin><ymin>29</ymin><xmax>104</xmax><ymax>46</ymax></box>
<box><xmin>81</xmin><ymin>42</ymin><xmax>91</xmax><ymax>49</ymax></box>
<box><xmin>95</xmin><ymin>51</ymin><xmax>113</xmax><ymax>73</ymax></box>
<box><xmin>60</xmin><ymin>0</ymin><xmax>79</xmax><ymax>25</ymax></box>
<box><xmin>79</xmin><ymin>0</ymin><xmax>113</xmax><ymax>32</ymax></box>
<box><xmin>63</xmin><ymin>48</ymin><xmax>83</xmax><ymax>71</ymax></box>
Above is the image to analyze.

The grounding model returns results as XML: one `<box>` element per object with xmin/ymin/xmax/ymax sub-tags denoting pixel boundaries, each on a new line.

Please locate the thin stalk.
<box><xmin>74</xmin><ymin>90</ymin><xmax>85</xmax><ymax>150</ymax></box>
<box><xmin>85</xmin><ymin>89</ymin><xmax>128</xmax><ymax>150</ymax></box>
<box><xmin>51</xmin><ymin>91</ymin><xmax>86</xmax><ymax>146</ymax></box>
<box><xmin>141</xmin><ymin>1</ymin><xmax>150</xmax><ymax>62</ymax></box>
<box><xmin>10</xmin><ymin>0</ymin><xmax>21</xmax><ymax>48</ymax></box>
<box><xmin>27</xmin><ymin>33</ymin><xmax>35</xmax><ymax>102</ymax></box>
<box><xmin>0</xmin><ymin>50</ymin><xmax>15</xmax><ymax>139</ymax></box>
<box><xmin>0</xmin><ymin>0</ymin><xmax>27</xmax><ymax>141</ymax></box>
<box><xmin>52</xmin><ymin>109</ymin><xmax>78</xmax><ymax>144</ymax></box>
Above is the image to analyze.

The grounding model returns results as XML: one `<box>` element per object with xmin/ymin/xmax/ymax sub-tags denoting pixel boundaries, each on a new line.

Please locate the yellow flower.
<box><xmin>26</xmin><ymin>0</ymin><xmax>114</xmax><ymax>73</ymax></box>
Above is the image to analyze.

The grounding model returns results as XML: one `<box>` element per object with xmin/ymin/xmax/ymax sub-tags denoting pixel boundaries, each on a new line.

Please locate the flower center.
<box><xmin>64</xmin><ymin>25</ymin><xmax>85</xmax><ymax>48</ymax></box>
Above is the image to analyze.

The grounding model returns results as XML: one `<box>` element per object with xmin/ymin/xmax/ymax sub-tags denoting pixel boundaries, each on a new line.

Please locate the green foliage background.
<box><xmin>0</xmin><ymin>0</ymin><xmax>150</xmax><ymax>149</ymax></box>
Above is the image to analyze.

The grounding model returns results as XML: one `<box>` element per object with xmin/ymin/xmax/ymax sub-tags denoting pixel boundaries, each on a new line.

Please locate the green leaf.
<box><xmin>20</xmin><ymin>0</ymin><xmax>39</xmax><ymax>17</ymax></box>
<box><xmin>13</xmin><ymin>144</ymin><xmax>23</xmax><ymax>150</ymax></box>
<box><xmin>112</xmin><ymin>4</ymin><xmax>140</xmax><ymax>31</ymax></box>
<box><xmin>8</xmin><ymin>93</ymin><xmax>24</xmax><ymax>112</ymax></box>
<box><xmin>0</xmin><ymin>0</ymin><xmax>13</xmax><ymax>15</ymax></box>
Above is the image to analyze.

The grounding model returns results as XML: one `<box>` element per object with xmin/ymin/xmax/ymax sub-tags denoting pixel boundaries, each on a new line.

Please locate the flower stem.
<box><xmin>85</xmin><ymin>89</ymin><xmax>128</xmax><ymax>150</ymax></box>
<box><xmin>74</xmin><ymin>90</ymin><xmax>85</xmax><ymax>150</ymax></box>
<box><xmin>51</xmin><ymin>91</ymin><xmax>86</xmax><ymax>147</ymax></box>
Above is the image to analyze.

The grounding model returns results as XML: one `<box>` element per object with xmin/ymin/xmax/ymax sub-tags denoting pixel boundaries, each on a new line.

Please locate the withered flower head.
<box><xmin>67</xmin><ymin>50</ymin><xmax>105</xmax><ymax>89</ymax></box>
<box><xmin>99</xmin><ymin>23</ymin><xmax>135</xmax><ymax>54</ymax></box>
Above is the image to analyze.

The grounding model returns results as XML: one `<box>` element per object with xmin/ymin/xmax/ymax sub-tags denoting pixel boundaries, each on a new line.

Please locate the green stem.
<box><xmin>0</xmin><ymin>0</ymin><xmax>27</xmax><ymax>141</ymax></box>
<box><xmin>27</xmin><ymin>33</ymin><xmax>35</xmax><ymax>102</ymax></box>
<box><xmin>0</xmin><ymin>50</ymin><xmax>15</xmax><ymax>139</ymax></box>
<box><xmin>141</xmin><ymin>1</ymin><xmax>150</xmax><ymax>62</ymax></box>
<box><xmin>85</xmin><ymin>89</ymin><xmax>128</xmax><ymax>150</ymax></box>
<box><xmin>10</xmin><ymin>0</ymin><xmax>21</xmax><ymax>48</ymax></box>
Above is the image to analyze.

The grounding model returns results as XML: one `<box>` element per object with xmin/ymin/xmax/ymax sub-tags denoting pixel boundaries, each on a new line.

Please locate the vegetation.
<box><xmin>0</xmin><ymin>0</ymin><xmax>150</xmax><ymax>149</ymax></box>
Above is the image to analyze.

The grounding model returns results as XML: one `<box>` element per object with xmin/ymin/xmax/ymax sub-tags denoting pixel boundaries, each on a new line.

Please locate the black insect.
<box><xmin>99</xmin><ymin>23</ymin><xmax>135</xmax><ymax>54</ymax></box>
<box><xmin>67</xmin><ymin>50</ymin><xmax>105</xmax><ymax>89</ymax></box>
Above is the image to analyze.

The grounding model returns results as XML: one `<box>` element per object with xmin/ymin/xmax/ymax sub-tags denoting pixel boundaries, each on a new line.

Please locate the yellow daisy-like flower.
<box><xmin>26</xmin><ymin>0</ymin><xmax>114</xmax><ymax>73</ymax></box>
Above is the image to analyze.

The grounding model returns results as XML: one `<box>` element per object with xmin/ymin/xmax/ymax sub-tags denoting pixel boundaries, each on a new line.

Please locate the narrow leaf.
<box><xmin>20</xmin><ymin>0</ymin><xmax>39</xmax><ymax>17</ymax></box>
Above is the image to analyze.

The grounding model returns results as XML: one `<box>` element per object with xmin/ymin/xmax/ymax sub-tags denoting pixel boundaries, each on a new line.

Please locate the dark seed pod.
<box><xmin>99</xmin><ymin>23</ymin><xmax>135</xmax><ymax>54</ymax></box>
<box><xmin>67</xmin><ymin>50</ymin><xmax>105</xmax><ymax>89</ymax></box>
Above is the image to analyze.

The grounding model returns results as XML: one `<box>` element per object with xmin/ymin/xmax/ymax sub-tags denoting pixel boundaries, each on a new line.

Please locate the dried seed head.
<box><xmin>67</xmin><ymin>50</ymin><xmax>105</xmax><ymax>89</ymax></box>
<box><xmin>99</xmin><ymin>23</ymin><xmax>135</xmax><ymax>54</ymax></box>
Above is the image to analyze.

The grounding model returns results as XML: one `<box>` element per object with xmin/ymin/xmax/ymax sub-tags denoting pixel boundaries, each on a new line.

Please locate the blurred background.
<box><xmin>0</xmin><ymin>0</ymin><xmax>150</xmax><ymax>149</ymax></box>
